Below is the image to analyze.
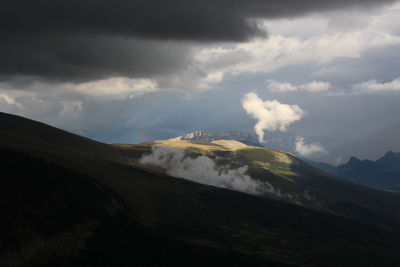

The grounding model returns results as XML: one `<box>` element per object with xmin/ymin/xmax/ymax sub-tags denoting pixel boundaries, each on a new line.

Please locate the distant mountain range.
<box><xmin>172</xmin><ymin>131</ymin><xmax>262</xmax><ymax>147</ymax></box>
<box><xmin>309</xmin><ymin>151</ymin><xmax>400</xmax><ymax>191</ymax></box>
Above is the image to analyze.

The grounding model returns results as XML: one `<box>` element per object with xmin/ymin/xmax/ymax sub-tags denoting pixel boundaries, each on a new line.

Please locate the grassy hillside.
<box><xmin>122</xmin><ymin>138</ymin><xmax>400</xmax><ymax>228</ymax></box>
<box><xmin>1</xmin><ymin>112</ymin><xmax>400</xmax><ymax>266</ymax></box>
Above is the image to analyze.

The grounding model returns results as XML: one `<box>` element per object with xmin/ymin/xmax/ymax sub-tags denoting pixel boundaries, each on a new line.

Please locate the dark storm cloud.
<box><xmin>0</xmin><ymin>34</ymin><xmax>191</xmax><ymax>82</ymax></box>
<box><xmin>0</xmin><ymin>0</ymin><xmax>396</xmax><ymax>82</ymax></box>
<box><xmin>1</xmin><ymin>0</ymin><xmax>395</xmax><ymax>41</ymax></box>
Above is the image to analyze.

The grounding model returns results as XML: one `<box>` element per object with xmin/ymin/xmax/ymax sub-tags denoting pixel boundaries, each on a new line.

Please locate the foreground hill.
<box><xmin>1</xmin><ymin>112</ymin><xmax>400</xmax><ymax>266</ymax></box>
<box><xmin>309</xmin><ymin>152</ymin><xmax>400</xmax><ymax>191</ymax></box>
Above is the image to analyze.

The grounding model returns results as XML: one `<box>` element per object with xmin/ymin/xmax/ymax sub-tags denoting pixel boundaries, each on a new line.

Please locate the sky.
<box><xmin>1</xmin><ymin>0</ymin><xmax>400</xmax><ymax>165</ymax></box>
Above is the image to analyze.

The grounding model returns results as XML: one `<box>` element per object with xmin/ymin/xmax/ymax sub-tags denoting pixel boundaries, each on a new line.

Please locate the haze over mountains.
<box><xmin>309</xmin><ymin>151</ymin><xmax>400</xmax><ymax>191</ymax></box>
<box><xmin>1</xmin><ymin>111</ymin><xmax>400</xmax><ymax>266</ymax></box>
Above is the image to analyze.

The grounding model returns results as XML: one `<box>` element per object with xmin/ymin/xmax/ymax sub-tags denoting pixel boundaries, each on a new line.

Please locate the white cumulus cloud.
<box><xmin>242</xmin><ymin>92</ymin><xmax>304</xmax><ymax>143</ymax></box>
<box><xmin>295</xmin><ymin>136</ymin><xmax>327</xmax><ymax>159</ymax></box>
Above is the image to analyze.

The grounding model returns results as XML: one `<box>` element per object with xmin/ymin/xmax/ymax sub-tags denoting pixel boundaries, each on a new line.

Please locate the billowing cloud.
<box><xmin>139</xmin><ymin>146</ymin><xmax>272</xmax><ymax>195</ymax></box>
<box><xmin>295</xmin><ymin>136</ymin><xmax>327</xmax><ymax>158</ymax></box>
<box><xmin>267</xmin><ymin>80</ymin><xmax>331</xmax><ymax>92</ymax></box>
<box><xmin>241</xmin><ymin>92</ymin><xmax>304</xmax><ymax>143</ymax></box>
<box><xmin>353</xmin><ymin>77</ymin><xmax>400</xmax><ymax>92</ymax></box>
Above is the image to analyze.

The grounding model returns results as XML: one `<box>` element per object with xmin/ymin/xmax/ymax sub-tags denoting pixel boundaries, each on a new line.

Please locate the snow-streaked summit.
<box><xmin>171</xmin><ymin>131</ymin><xmax>262</xmax><ymax>147</ymax></box>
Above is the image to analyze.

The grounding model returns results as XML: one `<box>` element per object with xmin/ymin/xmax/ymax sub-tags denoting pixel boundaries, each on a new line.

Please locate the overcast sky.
<box><xmin>1</xmin><ymin>0</ymin><xmax>400</xmax><ymax>164</ymax></box>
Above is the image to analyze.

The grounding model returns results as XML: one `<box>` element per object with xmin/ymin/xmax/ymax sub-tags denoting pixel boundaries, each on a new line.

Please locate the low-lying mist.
<box><xmin>139</xmin><ymin>146</ymin><xmax>319</xmax><ymax>207</ymax></box>
<box><xmin>139</xmin><ymin>146</ymin><xmax>271</xmax><ymax>195</ymax></box>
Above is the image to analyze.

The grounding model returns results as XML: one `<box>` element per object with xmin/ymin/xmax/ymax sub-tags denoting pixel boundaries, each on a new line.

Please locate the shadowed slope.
<box><xmin>1</xmin><ymin>112</ymin><xmax>400</xmax><ymax>266</ymax></box>
<box><xmin>0</xmin><ymin>112</ymin><xmax>124</xmax><ymax>161</ymax></box>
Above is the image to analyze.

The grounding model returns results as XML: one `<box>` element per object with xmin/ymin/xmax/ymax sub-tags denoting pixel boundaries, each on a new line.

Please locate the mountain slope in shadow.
<box><xmin>1</xmin><ymin>112</ymin><xmax>400</xmax><ymax>266</ymax></box>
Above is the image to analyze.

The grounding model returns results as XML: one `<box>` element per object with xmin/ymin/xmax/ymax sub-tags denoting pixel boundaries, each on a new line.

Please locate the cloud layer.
<box><xmin>242</xmin><ymin>92</ymin><xmax>304</xmax><ymax>143</ymax></box>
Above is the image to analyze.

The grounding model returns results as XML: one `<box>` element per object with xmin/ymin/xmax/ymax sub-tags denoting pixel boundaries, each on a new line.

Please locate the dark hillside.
<box><xmin>1</xmin><ymin>112</ymin><xmax>400</xmax><ymax>266</ymax></box>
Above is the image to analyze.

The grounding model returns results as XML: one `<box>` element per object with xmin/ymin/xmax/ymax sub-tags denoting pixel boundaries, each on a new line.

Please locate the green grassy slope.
<box><xmin>123</xmin><ymin>139</ymin><xmax>400</xmax><ymax>229</ymax></box>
